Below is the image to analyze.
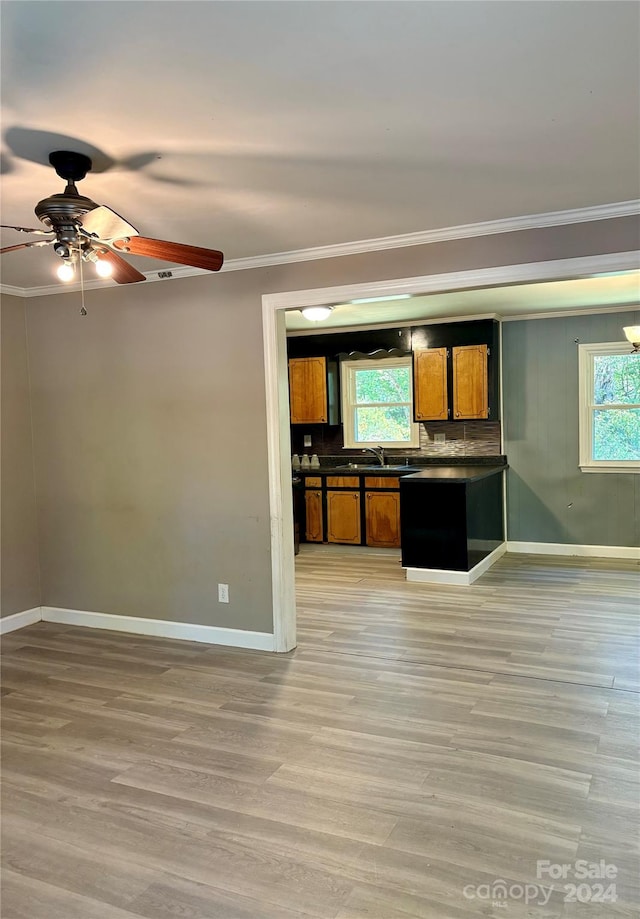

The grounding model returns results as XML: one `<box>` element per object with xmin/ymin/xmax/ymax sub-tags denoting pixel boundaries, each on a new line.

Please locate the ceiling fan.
<box><xmin>0</xmin><ymin>150</ymin><xmax>224</xmax><ymax>284</ymax></box>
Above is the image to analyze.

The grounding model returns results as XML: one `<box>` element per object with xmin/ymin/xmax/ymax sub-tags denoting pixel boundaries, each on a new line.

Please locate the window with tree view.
<box><xmin>579</xmin><ymin>342</ymin><xmax>640</xmax><ymax>471</ymax></box>
<box><xmin>341</xmin><ymin>357</ymin><xmax>419</xmax><ymax>448</ymax></box>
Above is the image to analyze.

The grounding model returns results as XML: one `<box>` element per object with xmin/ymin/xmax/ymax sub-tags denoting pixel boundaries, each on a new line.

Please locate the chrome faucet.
<box><xmin>362</xmin><ymin>446</ymin><xmax>385</xmax><ymax>466</ymax></box>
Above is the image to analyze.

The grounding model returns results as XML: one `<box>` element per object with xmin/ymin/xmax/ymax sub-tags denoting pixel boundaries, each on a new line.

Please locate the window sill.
<box><xmin>580</xmin><ymin>464</ymin><xmax>640</xmax><ymax>474</ymax></box>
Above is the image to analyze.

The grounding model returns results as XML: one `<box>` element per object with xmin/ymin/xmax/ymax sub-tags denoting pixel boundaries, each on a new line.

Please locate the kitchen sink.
<box><xmin>335</xmin><ymin>464</ymin><xmax>411</xmax><ymax>471</ymax></box>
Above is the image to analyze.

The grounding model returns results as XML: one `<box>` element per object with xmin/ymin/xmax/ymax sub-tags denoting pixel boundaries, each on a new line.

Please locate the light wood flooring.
<box><xmin>1</xmin><ymin>547</ymin><xmax>639</xmax><ymax>918</ymax></box>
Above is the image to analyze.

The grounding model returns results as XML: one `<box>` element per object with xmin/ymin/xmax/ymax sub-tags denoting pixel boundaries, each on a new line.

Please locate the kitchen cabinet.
<box><xmin>413</xmin><ymin>347</ymin><xmax>448</xmax><ymax>421</ymax></box>
<box><xmin>400</xmin><ymin>465</ymin><xmax>505</xmax><ymax>573</ymax></box>
<box><xmin>326</xmin><ymin>490</ymin><xmax>361</xmax><ymax>544</ymax></box>
<box><xmin>365</xmin><ymin>489</ymin><xmax>401</xmax><ymax>548</ymax></box>
<box><xmin>452</xmin><ymin>345</ymin><xmax>489</xmax><ymax>419</ymax></box>
<box><xmin>288</xmin><ymin>356</ymin><xmax>339</xmax><ymax>425</ymax></box>
<box><xmin>300</xmin><ymin>471</ymin><xmax>403</xmax><ymax>547</ymax></box>
<box><xmin>304</xmin><ymin>487</ymin><xmax>323</xmax><ymax>542</ymax></box>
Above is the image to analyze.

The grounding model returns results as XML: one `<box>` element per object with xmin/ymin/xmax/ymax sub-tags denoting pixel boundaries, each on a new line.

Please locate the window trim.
<box><xmin>578</xmin><ymin>341</ymin><xmax>640</xmax><ymax>473</ymax></box>
<box><xmin>341</xmin><ymin>356</ymin><xmax>420</xmax><ymax>449</ymax></box>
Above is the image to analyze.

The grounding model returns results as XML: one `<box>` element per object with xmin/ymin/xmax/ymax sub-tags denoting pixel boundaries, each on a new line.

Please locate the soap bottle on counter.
<box><xmin>300</xmin><ymin>454</ymin><xmax>310</xmax><ymax>469</ymax></box>
<box><xmin>310</xmin><ymin>454</ymin><xmax>320</xmax><ymax>468</ymax></box>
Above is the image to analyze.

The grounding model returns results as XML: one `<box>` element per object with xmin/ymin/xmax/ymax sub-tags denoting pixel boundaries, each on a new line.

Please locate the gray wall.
<box><xmin>19</xmin><ymin>215</ymin><xmax>640</xmax><ymax>631</ymax></box>
<box><xmin>503</xmin><ymin>308</ymin><xmax>640</xmax><ymax>547</ymax></box>
<box><xmin>1</xmin><ymin>294</ymin><xmax>41</xmax><ymax>616</ymax></box>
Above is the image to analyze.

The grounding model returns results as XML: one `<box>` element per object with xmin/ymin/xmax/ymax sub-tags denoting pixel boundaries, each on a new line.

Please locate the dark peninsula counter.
<box><xmin>400</xmin><ymin>464</ymin><xmax>507</xmax><ymax>584</ymax></box>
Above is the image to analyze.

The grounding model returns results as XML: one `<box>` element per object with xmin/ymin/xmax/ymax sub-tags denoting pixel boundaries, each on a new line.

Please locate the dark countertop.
<box><xmin>297</xmin><ymin>466</ymin><xmax>412</xmax><ymax>476</ymax></box>
<box><xmin>401</xmin><ymin>464</ymin><xmax>507</xmax><ymax>484</ymax></box>
<box><xmin>295</xmin><ymin>456</ymin><xmax>507</xmax><ymax>477</ymax></box>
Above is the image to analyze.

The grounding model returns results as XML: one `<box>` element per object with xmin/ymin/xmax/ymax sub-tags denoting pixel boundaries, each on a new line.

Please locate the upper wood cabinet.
<box><xmin>288</xmin><ymin>356</ymin><xmax>340</xmax><ymax>425</ymax></box>
<box><xmin>289</xmin><ymin>357</ymin><xmax>328</xmax><ymax>424</ymax></box>
<box><xmin>413</xmin><ymin>347</ymin><xmax>448</xmax><ymax>421</ymax></box>
<box><xmin>452</xmin><ymin>344</ymin><xmax>489</xmax><ymax>419</ymax></box>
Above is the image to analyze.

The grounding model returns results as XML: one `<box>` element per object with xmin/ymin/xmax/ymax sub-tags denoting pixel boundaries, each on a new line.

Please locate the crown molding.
<box><xmin>500</xmin><ymin>302</ymin><xmax>640</xmax><ymax>322</ymax></box>
<box><xmin>286</xmin><ymin>312</ymin><xmax>501</xmax><ymax>336</ymax></box>
<box><xmin>262</xmin><ymin>252</ymin><xmax>640</xmax><ymax>313</ymax></box>
<box><xmin>2</xmin><ymin>200</ymin><xmax>638</xmax><ymax>298</ymax></box>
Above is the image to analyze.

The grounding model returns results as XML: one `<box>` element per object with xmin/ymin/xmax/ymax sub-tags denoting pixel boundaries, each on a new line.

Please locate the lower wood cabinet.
<box><xmin>302</xmin><ymin>473</ymin><xmax>401</xmax><ymax>547</ymax></box>
<box><xmin>365</xmin><ymin>490</ymin><xmax>401</xmax><ymax>548</ymax></box>
<box><xmin>326</xmin><ymin>490</ymin><xmax>361</xmax><ymax>544</ymax></box>
<box><xmin>304</xmin><ymin>489</ymin><xmax>323</xmax><ymax>542</ymax></box>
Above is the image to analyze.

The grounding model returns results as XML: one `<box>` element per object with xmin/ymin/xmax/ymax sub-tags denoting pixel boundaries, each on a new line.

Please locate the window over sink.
<box><xmin>341</xmin><ymin>356</ymin><xmax>419</xmax><ymax>449</ymax></box>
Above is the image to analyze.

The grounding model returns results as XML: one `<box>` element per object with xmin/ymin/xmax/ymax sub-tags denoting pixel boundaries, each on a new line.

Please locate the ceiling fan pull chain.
<box><xmin>79</xmin><ymin>246</ymin><xmax>87</xmax><ymax>316</ymax></box>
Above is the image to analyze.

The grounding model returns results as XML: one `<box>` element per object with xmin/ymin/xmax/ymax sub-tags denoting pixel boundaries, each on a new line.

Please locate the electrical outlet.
<box><xmin>303</xmin><ymin>434</ymin><xmax>312</xmax><ymax>447</ymax></box>
<box><xmin>434</xmin><ymin>433</ymin><xmax>446</xmax><ymax>444</ymax></box>
<box><xmin>218</xmin><ymin>583</ymin><xmax>229</xmax><ymax>603</ymax></box>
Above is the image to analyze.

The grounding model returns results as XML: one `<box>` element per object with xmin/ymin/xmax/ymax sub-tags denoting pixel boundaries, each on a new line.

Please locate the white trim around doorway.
<box><xmin>261</xmin><ymin>250</ymin><xmax>640</xmax><ymax>652</ymax></box>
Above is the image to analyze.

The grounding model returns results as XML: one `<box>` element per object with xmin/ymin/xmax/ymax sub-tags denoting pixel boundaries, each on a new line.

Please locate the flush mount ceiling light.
<box><xmin>623</xmin><ymin>326</ymin><xmax>640</xmax><ymax>352</ymax></box>
<box><xmin>301</xmin><ymin>306</ymin><xmax>333</xmax><ymax>322</ymax></box>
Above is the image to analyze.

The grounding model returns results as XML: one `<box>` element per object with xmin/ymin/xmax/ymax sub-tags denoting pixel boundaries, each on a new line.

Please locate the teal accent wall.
<box><xmin>503</xmin><ymin>308</ymin><xmax>640</xmax><ymax>547</ymax></box>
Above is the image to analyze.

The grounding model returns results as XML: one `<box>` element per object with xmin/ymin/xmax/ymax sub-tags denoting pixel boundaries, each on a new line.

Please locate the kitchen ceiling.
<box><xmin>1</xmin><ymin>1</ymin><xmax>639</xmax><ymax>291</ymax></box>
<box><xmin>285</xmin><ymin>272</ymin><xmax>640</xmax><ymax>331</ymax></box>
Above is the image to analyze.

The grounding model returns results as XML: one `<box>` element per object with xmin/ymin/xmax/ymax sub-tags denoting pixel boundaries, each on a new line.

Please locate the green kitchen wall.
<box><xmin>503</xmin><ymin>308</ymin><xmax>640</xmax><ymax>548</ymax></box>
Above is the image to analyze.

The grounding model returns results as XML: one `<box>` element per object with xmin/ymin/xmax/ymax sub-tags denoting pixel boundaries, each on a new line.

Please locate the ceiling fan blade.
<box><xmin>0</xmin><ymin>224</ymin><xmax>54</xmax><ymax>235</ymax></box>
<box><xmin>94</xmin><ymin>248</ymin><xmax>146</xmax><ymax>284</ymax></box>
<box><xmin>1</xmin><ymin>240</ymin><xmax>53</xmax><ymax>254</ymax></box>
<box><xmin>80</xmin><ymin>206</ymin><xmax>139</xmax><ymax>241</ymax></box>
<box><xmin>113</xmin><ymin>236</ymin><xmax>224</xmax><ymax>271</ymax></box>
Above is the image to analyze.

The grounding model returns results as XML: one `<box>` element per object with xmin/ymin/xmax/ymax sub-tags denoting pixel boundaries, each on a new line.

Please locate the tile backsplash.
<box><xmin>291</xmin><ymin>420</ymin><xmax>501</xmax><ymax>458</ymax></box>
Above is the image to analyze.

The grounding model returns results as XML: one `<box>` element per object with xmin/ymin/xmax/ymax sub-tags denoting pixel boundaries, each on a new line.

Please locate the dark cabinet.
<box><xmin>400</xmin><ymin>466</ymin><xmax>505</xmax><ymax>572</ymax></box>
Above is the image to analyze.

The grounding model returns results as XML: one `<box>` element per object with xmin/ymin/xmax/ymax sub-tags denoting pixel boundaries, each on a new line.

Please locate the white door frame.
<box><xmin>262</xmin><ymin>250</ymin><xmax>639</xmax><ymax>652</ymax></box>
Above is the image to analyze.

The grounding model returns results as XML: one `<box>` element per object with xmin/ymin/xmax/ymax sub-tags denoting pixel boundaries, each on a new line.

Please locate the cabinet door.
<box><xmin>414</xmin><ymin>347</ymin><xmax>448</xmax><ymax>421</ymax></box>
<box><xmin>366</xmin><ymin>491</ymin><xmax>401</xmax><ymax>548</ymax></box>
<box><xmin>304</xmin><ymin>490</ymin><xmax>323</xmax><ymax>542</ymax></box>
<box><xmin>289</xmin><ymin>357</ymin><xmax>328</xmax><ymax>424</ymax></box>
<box><xmin>452</xmin><ymin>344</ymin><xmax>488</xmax><ymax>419</ymax></box>
<box><xmin>326</xmin><ymin>491</ymin><xmax>361</xmax><ymax>544</ymax></box>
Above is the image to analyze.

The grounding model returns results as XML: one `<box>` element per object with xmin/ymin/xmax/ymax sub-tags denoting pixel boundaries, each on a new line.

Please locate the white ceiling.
<box><xmin>285</xmin><ymin>272</ymin><xmax>640</xmax><ymax>331</ymax></box>
<box><xmin>1</xmin><ymin>1</ymin><xmax>639</xmax><ymax>290</ymax></box>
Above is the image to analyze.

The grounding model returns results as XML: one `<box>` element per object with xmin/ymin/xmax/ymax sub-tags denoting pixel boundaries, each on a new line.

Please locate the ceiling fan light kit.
<box><xmin>623</xmin><ymin>326</ymin><xmax>640</xmax><ymax>352</ymax></box>
<box><xmin>56</xmin><ymin>261</ymin><xmax>75</xmax><ymax>282</ymax></box>
<box><xmin>0</xmin><ymin>149</ymin><xmax>224</xmax><ymax>284</ymax></box>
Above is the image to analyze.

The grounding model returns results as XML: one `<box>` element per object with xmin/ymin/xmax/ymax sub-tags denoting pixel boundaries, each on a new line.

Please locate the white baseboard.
<box><xmin>404</xmin><ymin>543</ymin><xmax>507</xmax><ymax>586</ymax></box>
<box><xmin>0</xmin><ymin>607</ymin><xmax>42</xmax><ymax>635</ymax></box>
<box><xmin>41</xmin><ymin>607</ymin><xmax>277</xmax><ymax>651</ymax></box>
<box><xmin>507</xmin><ymin>541</ymin><xmax>640</xmax><ymax>561</ymax></box>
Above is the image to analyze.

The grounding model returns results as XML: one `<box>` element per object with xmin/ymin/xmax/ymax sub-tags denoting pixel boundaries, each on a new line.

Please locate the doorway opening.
<box><xmin>262</xmin><ymin>253</ymin><xmax>639</xmax><ymax>652</ymax></box>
